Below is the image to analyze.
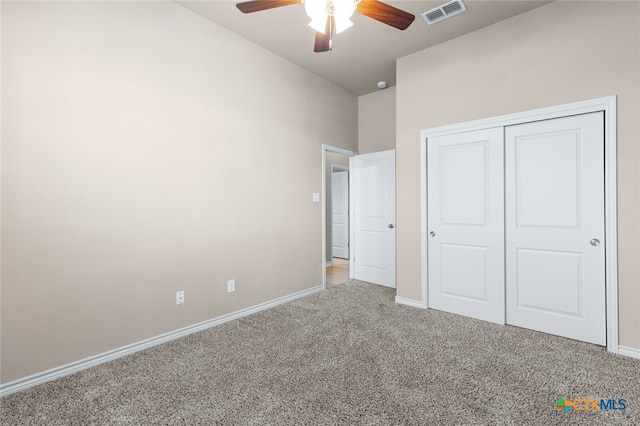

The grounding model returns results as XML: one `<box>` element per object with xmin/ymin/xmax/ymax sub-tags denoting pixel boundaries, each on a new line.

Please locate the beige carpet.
<box><xmin>2</xmin><ymin>281</ymin><xmax>639</xmax><ymax>425</ymax></box>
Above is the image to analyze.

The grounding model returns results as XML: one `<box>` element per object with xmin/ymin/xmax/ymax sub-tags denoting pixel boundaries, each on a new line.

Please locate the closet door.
<box><xmin>427</xmin><ymin>128</ymin><xmax>505</xmax><ymax>324</ymax></box>
<box><xmin>505</xmin><ymin>112</ymin><xmax>605</xmax><ymax>345</ymax></box>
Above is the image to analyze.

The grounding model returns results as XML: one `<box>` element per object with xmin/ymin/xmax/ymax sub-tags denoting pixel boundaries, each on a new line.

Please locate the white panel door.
<box><xmin>427</xmin><ymin>128</ymin><xmax>505</xmax><ymax>324</ymax></box>
<box><xmin>351</xmin><ymin>150</ymin><xmax>396</xmax><ymax>287</ymax></box>
<box><xmin>505</xmin><ymin>112</ymin><xmax>605</xmax><ymax>345</ymax></box>
<box><xmin>331</xmin><ymin>170</ymin><xmax>349</xmax><ymax>259</ymax></box>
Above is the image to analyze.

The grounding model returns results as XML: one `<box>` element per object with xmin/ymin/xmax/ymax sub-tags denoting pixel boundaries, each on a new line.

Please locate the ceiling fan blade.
<box><xmin>314</xmin><ymin>16</ymin><xmax>333</xmax><ymax>52</ymax></box>
<box><xmin>236</xmin><ymin>0</ymin><xmax>301</xmax><ymax>14</ymax></box>
<box><xmin>356</xmin><ymin>0</ymin><xmax>415</xmax><ymax>30</ymax></box>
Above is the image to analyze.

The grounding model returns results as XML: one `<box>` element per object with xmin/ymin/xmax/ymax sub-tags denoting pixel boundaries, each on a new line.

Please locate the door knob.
<box><xmin>590</xmin><ymin>238</ymin><xmax>600</xmax><ymax>246</ymax></box>
<box><xmin>430</xmin><ymin>231</ymin><xmax>436</xmax><ymax>237</ymax></box>
<box><xmin>388</xmin><ymin>224</ymin><xmax>395</xmax><ymax>229</ymax></box>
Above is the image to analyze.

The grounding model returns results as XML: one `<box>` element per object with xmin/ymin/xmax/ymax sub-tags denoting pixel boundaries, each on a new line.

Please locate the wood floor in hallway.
<box><xmin>326</xmin><ymin>258</ymin><xmax>349</xmax><ymax>288</ymax></box>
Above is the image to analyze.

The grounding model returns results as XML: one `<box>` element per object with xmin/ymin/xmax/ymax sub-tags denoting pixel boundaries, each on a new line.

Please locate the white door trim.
<box><xmin>419</xmin><ymin>96</ymin><xmax>619</xmax><ymax>354</ymax></box>
<box><xmin>322</xmin><ymin>145</ymin><xmax>358</xmax><ymax>289</ymax></box>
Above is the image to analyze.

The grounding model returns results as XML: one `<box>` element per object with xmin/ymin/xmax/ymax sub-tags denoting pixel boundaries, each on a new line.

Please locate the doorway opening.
<box><xmin>327</xmin><ymin>164</ymin><xmax>350</xmax><ymax>288</ymax></box>
<box><xmin>322</xmin><ymin>145</ymin><xmax>357</xmax><ymax>289</ymax></box>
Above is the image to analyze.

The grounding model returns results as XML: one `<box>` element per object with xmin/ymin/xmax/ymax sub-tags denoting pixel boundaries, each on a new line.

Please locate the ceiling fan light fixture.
<box><xmin>308</xmin><ymin>14</ymin><xmax>328</xmax><ymax>33</ymax></box>
<box><xmin>305</xmin><ymin>0</ymin><xmax>356</xmax><ymax>34</ymax></box>
<box><xmin>333</xmin><ymin>15</ymin><xmax>353</xmax><ymax>34</ymax></box>
<box><xmin>332</xmin><ymin>0</ymin><xmax>356</xmax><ymax>33</ymax></box>
<box><xmin>305</xmin><ymin>0</ymin><xmax>328</xmax><ymax>32</ymax></box>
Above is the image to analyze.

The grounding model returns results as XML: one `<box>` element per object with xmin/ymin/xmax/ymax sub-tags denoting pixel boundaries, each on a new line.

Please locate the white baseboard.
<box><xmin>0</xmin><ymin>285</ymin><xmax>323</xmax><ymax>398</ymax></box>
<box><xmin>395</xmin><ymin>296</ymin><xmax>426</xmax><ymax>309</ymax></box>
<box><xmin>325</xmin><ymin>260</ymin><xmax>333</xmax><ymax>267</ymax></box>
<box><xmin>618</xmin><ymin>345</ymin><xmax>640</xmax><ymax>360</ymax></box>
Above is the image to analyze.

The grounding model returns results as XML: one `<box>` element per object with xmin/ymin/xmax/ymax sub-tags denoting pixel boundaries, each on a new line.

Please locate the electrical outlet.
<box><xmin>176</xmin><ymin>290</ymin><xmax>185</xmax><ymax>305</ymax></box>
<box><xmin>227</xmin><ymin>279</ymin><xmax>236</xmax><ymax>293</ymax></box>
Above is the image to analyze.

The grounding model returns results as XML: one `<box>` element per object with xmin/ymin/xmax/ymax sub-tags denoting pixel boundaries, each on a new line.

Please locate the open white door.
<box><xmin>331</xmin><ymin>170</ymin><xmax>349</xmax><ymax>259</ymax></box>
<box><xmin>427</xmin><ymin>128</ymin><xmax>505</xmax><ymax>324</ymax></box>
<box><xmin>351</xmin><ymin>150</ymin><xmax>396</xmax><ymax>288</ymax></box>
<box><xmin>505</xmin><ymin>112</ymin><xmax>606</xmax><ymax>345</ymax></box>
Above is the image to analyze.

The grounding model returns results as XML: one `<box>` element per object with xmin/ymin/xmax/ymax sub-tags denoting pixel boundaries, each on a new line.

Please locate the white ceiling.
<box><xmin>177</xmin><ymin>1</ymin><xmax>552</xmax><ymax>96</ymax></box>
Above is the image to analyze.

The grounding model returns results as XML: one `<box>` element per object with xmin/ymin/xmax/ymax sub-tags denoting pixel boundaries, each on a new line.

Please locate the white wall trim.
<box><xmin>349</xmin><ymin>156</ymin><xmax>355</xmax><ymax>280</ymax></box>
<box><xmin>420</xmin><ymin>96</ymin><xmax>617</xmax><ymax>139</ymax></box>
<box><xmin>0</xmin><ymin>285</ymin><xmax>323</xmax><ymax>398</ymax></box>
<box><xmin>618</xmin><ymin>346</ymin><xmax>640</xmax><ymax>360</ymax></box>
<box><xmin>420</xmin><ymin>135</ymin><xmax>429</xmax><ymax>309</ymax></box>
<box><xmin>603</xmin><ymin>97</ymin><xmax>619</xmax><ymax>355</ymax></box>
<box><xmin>395</xmin><ymin>296</ymin><xmax>425</xmax><ymax>309</ymax></box>
<box><xmin>323</xmin><ymin>145</ymin><xmax>358</xmax><ymax>157</ymax></box>
<box><xmin>419</xmin><ymin>96</ymin><xmax>619</xmax><ymax>355</ymax></box>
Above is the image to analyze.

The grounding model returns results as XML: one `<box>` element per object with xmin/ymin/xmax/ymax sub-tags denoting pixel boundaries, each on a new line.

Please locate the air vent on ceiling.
<box><xmin>422</xmin><ymin>0</ymin><xmax>466</xmax><ymax>25</ymax></box>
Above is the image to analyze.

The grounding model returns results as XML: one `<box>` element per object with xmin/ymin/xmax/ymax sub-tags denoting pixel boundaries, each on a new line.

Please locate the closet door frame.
<box><xmin>419</xmin><ymin>96</ymin><xmax>618</xmax><ymax>354</ymax></box>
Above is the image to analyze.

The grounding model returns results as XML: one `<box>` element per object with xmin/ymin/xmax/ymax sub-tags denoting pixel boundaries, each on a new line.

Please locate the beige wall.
<box><xmin>358</xmin><ymin>87</ymin><xmax>396</xmax><ymax>154</ymax></box>
<box><xmin>396</xmin><ymin>1</ymin><xmax>640</xmax><ymax>350</ymax></box>
<box><xmin>1</xmin><ymin>1</ymin><xmax>357</xmax><ymax>383</ymax></box>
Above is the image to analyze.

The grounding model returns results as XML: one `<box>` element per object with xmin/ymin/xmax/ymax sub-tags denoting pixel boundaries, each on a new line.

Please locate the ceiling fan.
<box><xmin>236</xmin><ymin>0</ymin><xmax>415</xmax><ymax>52</ymax></box>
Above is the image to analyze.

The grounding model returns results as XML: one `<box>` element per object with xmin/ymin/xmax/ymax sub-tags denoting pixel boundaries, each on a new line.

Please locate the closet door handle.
<box><xmin>430</xmin><ymin>231</ymin><xmax>436</xmax><ymax>237</ymax></box>
<box><xmin>590</xmin><ymin>239</ymin><xmax>600</xmax><ymax>246</ymax></box>
<box><xmin>388</xmin><ymin>224</ymin><xmax>395</xmax><ymax>229</ymax></box>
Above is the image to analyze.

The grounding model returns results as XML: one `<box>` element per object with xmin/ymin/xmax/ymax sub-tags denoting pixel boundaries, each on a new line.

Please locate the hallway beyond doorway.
<box><xmin>326</xmin><ymin>258</ymin><xmax>349</xmax><ymax>288</ymax></box>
